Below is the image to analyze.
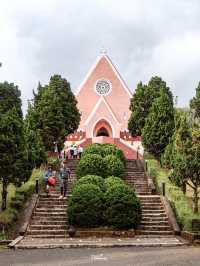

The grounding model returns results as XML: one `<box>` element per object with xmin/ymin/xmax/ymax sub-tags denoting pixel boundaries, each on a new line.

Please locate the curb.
<box><xmin>15</xmin><ymin>242</ymin><xmax>188</xmax><ymax>249</ymax></box>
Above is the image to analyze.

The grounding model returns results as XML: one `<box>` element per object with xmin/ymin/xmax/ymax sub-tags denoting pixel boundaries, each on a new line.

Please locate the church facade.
<box><xmin>65</xmin><ymin>53</ymin><xmax>143</xmax><ymax>159</ymax></box>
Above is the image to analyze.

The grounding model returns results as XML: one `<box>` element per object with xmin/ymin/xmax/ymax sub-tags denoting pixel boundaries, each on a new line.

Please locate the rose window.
<box><xmin>95</xmin><ymin>79</ymin><xmax>111</xmax><ymax>95</ymax></box>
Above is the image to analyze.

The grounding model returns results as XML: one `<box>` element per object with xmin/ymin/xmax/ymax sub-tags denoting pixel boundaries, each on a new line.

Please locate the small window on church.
<box><xmin>95</xmin><ymin>79</ymin><xmax>112</xmax><ymax>96</ymax></box>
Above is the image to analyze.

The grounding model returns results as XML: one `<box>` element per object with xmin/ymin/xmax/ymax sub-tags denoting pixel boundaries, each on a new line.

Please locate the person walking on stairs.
<box><xmin>59</xmin><ymin>164</ymin><xmax>71</xmax><ymax>199</ymax></box>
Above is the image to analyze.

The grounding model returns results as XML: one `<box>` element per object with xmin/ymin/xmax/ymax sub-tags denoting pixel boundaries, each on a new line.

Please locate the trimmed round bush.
<box><xmin>76</xmin><ymin>154</ymin><xmax>105</xmax><ymax>178</ymax></box>
<box><xmin>75</xmin><ymin>175</ymin><xmax>105</xmax><ymax>192</ymax></box>
<box><xmin>105</xmin><ymin>176</ymin><xmax>124</xmax><ymax>190</ymax></box>
<box><xmin>82</xmin><ymin>144</ymin><xmax>103</xmax><ymax>157</ymax></box>
<box><xmin>101</xmin><ymin>144</ymin><xmax>126</xmax><ymax>165</ymax></box>
<box><xmin>103</xmin><ymin>155</ymin><xmax>125</xmax><ymax>178</ymax></box>
<box><xmin>104</xmin><ymin>184</ymin><xmax>141</xmax><ymax>229</ymax></box>
<box><xmin>68</xmin><ymin>184</ymin><xmax>104</xmax><ymax>227</ymax></box>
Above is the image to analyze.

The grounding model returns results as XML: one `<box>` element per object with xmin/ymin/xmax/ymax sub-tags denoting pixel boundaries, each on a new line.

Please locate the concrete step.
<box><xmin>29</xmin><ymin>225</ymin><xmax>68</xmax><ymax>230</ymax></box>
<box><xmin>142</xmin><ymin>209</ymin><xmax>165</xmax><ymax>214</ymax></box>
<box><xmin>33</xmin><ymin>212</ymin><xmax>67</xmax><ymax>217</ymax></box>
<box><xmin>27</xmin><ymin>230</ymin><xmax>68</xmax><ymax>235</ymax></box>
<box><xmin>141</xmin><ymin>221</ymin><xmax>169</xmax><ymax>226</ymax></box>
<box><xmin>35</xmin><ymin>209</ymin><xmax>66</xmax><ymax>213</ymax></box>
<box><xmin>24</xmin><ymin>234</ymin><xmax>69</xmax><ymax>238</ymax></box>
<box><xmin>31</xmin><ymin>220</ymin><xmax>67</xmax><ymax>225</ymax></box>
<box><xmin>141</xmin><ymin>217</ymin><xmax>168</xmax><ymax>222</ymax></box>
<box><xmin>139</xmin><ymin>225</ymin><xmax>171</xmax><ymax>231</ymax></box>
<box><xmin>36</xmin><ymin>205</ymin><xmax>68</xmax><ymax>209</ymax></box>
<box><xmin>136</xmin><ymin>230</ymin><xmax>174</xmax><ymax>236</ymax></box>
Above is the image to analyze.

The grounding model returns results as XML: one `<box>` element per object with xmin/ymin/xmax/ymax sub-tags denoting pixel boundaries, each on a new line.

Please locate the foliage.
<box><xmin>75</xmin><ymin>175</ymin><xmax>105</xmax><ymax>192</ymax></box>
<box><xmin>47</xmin><ymin>156</ymin><xmax>60</xmax><ymax>171</ymax></box>
<box><xmin>24</xmin><ymin>103</ymin><xmax>46</xmax><ymax>168</ymax></box>
<box><xmin>147</xmin><ymin>159</ymin><xmax>200</xmax><ymax>230</ymax></box>
<box><xmin>82</xmin><ymin>143</ymin><xmax>126</xmax><ymax>165</ymax></box>
<box><xmin>68</xmin><ymin>184</ymin><xmax>104</xmax><ymax>227</ymax></box>
<box><xmin>82</xmin><ymin>144</ymin><xmax>103</xmax><ymax>157</ymax></box>
<box><xmin>0</xmin><ymin>82</ymin><xmax>31</xmax><ymax>210</ymax></box>
<box><xmin>0</xmin><ymin>169</ymin><xmax>44</xmax><ymax>232</ymax></box>
<box><xmin>104</xmin><ymin>184</ymin><xmax>141</xmax><ymax>229</ymax></box>
<box><xmin>142</xmin><ymin>88</ymin><xmax>175</xmax><ymax>159</ymax></box>
<box><xmin>76</xmin><ymin>154</ymin><xmax>105</xmax><ymax>178</ymax></box>
<box><xmin>190</xmin><ymin>81</ymin><xmax>200</xmax><ymax>118</ymax></box>
<box><xmin>104</xmin><ymin>176</ymin><xmax>124</xmax><ymax>190</ymax></box>
<box><xmin>32</xmin><ymin>75</ymin><xmax>80</xmax><ymax>151</ymax></box>
<box><xmin>103</xmin><ymin>155</ymin><xmax>125</xmax><ymax>178</ymax></box>
<box><xmin>128</xmin><ymin>77</ymin><xmax>173</xmax><ymax>136</ymax></box>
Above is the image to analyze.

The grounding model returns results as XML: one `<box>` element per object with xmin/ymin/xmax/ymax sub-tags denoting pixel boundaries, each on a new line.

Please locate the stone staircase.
<box><xmin>125</xmin><ymin>159</ymin><xmax>151</xmax><ymax>195</ymax></box>
<box><xmin>15</xmin><ymin>158</ymin><xmax>182</xmax><ymax>248</ymax></box>
<box><xmin>124</xmin><ymin>160</ymin><xmax>174</xmax><ymax>237</ymax></box>
<box><xmin>137</xmin><ymin>195</ymin><xmax>173</xmax><ymax>237</ymax></box>
<box><xmin>25</xmin><ymin>159</ymin><xmax>79</xmax><ymax>239</ymax></box>
<box><xmin>64</xmin><ymin>159</ymin><xmax>79</xmax><ymax>195</ymax></box>
<box><xmin>26</xmin><ymin>188</ymin><xmax>69</xmax><ymax>239</ymax></box>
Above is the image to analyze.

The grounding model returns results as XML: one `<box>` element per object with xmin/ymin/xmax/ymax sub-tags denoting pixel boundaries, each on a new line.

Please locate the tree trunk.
<box><xmin>182</xmin><ymin>182</ymin><xmax>186</xmax><ymax>195</ymax></box>
<box><xmin>193</xmin><ymin>187</ymin><xmax>199</xmax><ymax>213</ymax></box>
<box><xmin>1</xmin><ymin>177</ymin><xmax>8</xmax><ymax>211</ymax></box>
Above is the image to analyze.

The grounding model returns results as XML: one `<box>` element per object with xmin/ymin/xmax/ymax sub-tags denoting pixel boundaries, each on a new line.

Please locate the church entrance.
<box><xmin>96</xmin><ymin>127</ymin><xmax>109</xmax><ymax>137</ymax></box>
<box><xmin>93</xmin><ymin>119</ymin><xmax>113</xmax><ymax>137</ymax></box>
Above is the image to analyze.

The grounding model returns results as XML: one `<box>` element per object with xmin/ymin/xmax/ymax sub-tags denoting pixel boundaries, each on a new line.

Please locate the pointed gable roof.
<box><xmin>76</xmin><ymin>54</ymin><xmax>132</xmax><ymax>97</ymax></box>
<box><xmin>76</xmin><ymin>53</ymin><xmax>132</xmax><ymax>131</ymax></box>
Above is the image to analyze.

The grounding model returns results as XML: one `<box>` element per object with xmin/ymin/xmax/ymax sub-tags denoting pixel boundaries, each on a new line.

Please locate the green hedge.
<box><xmin>68</xmin><ymin>183</ymin><xmax>104</xmax><ymax>227</ymax></box>
<box><xmin>104</xmin><ymin>184</ymin><xmax>141</xmax><ymax>229</ymax></box>
<box><xmin>76</xmin><ymin>154</ymin><xmax>105</xmax><ymax>178</ymax></box>
<box><xmin>75</xmin><ymin>175</ymin><xmax>105</xmax><ymax>192</ymax></box>
<box><xmin>104</xmin><ymin>155</ymin><xmax>125</xmax><ymax>178</ymax></box>
<box><xmin>104</xmin><ymin>176</ymin><xmax>124</xmax><ymax>190</ymax></box>
<box><xmin>82</xmin><ymin>144</ymin><xmax>126</xmax><ymax>165</ymax></box>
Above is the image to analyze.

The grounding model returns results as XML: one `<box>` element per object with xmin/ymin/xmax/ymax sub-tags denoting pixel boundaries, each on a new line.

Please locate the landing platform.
<box><xmin>15</xmin><ymin>236</ymin><xmax>188</xmax><ymax>249</ymax></box>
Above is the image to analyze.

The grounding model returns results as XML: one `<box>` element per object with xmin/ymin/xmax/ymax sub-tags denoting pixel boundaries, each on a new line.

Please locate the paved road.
<box><xmin>0</xmin><ymin>246</ymin><xmax>199</xmax><ymax>266</ymax></box>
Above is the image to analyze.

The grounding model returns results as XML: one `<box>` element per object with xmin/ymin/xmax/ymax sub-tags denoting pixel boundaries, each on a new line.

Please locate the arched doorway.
<box><xmin>96</xmin><ymin>127</ymin><xmax>109</xmax><ymax>137</ymax></box>
<box><xmin>93</xmin><ymin>119</ymin><xmax>113</xmax><ymax>137</ymax></box>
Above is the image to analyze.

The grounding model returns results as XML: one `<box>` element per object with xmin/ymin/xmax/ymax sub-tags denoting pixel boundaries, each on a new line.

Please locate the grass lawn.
<box><xmin>0</xmin><ymin>168</ymin><xmax>45</xmax><ymax>239</ymax></box>
<box><xmin>147</xmin><ymin>159</ymin><xmax>200</xmax><ymax>231</ymax></box>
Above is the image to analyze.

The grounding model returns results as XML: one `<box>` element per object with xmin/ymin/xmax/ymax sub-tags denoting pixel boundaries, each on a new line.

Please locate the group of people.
<box><xmin>44</xmin><ymin>164</ymin><xmax>71</xmax><ymax>199</ymax></box>
<box><xmin>61</xmin><ymin>145</ymin><xmax>83</xmax><ymax>159</ymax></box>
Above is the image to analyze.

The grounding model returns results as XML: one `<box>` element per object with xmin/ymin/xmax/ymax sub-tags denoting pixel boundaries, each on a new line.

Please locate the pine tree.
<box><xmin>24</xmin><ymin>103</ymin><xmax>46</xmax><ymax>168</ymax></box>
<box><xmin>0</xmin><ymin>82</ymin><xmax>30</xmax><ymax>210</ymax></box>
<box><xmin>128</xmin><ymin>76</ymin><xmax>173</xmax><ymax>136</ymax></box>
<box><xmin>142</xmin><ymin>88</ymin><xmax>175</xmax><ymax>159</ymax></box>
<box><xmin>190</xmin><ymin>82</ymin><xmax>200</xmax><ymax>118</ymax></box>
<box><xmin>35</xmin><ymin>75</ymin><xmax>81</xmax><ymax>151</ymax></box>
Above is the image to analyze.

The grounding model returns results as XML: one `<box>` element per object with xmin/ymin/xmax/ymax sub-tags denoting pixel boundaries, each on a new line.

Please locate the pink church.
<box><xmin>65</xmin><ymin>53</ymin><xmax>143</xmax><ymax>159</ymax></box>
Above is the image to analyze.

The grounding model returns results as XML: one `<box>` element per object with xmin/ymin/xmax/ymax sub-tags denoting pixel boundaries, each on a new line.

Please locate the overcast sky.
<box><xmin>1</xmin><ymin>0</ymin><xmax>200</xmax><ymax>112</ymax></box>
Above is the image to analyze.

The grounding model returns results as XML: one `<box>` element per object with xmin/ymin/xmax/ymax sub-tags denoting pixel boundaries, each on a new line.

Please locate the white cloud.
<box><xmin>0</xmin><ymin>0</ymin><xmax>200</xmax><ymax>112</ymax></box>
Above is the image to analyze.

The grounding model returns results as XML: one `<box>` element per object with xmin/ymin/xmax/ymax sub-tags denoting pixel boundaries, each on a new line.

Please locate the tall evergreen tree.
<box><xmin>0</xmin><ymin>82</ymin><xmax>30</xmax><ymax>210</ymax></box>
<box><xmin>24</xmin><ymin>103</ymin><xmax>46</xmax><ymax>168</ymax></box>
<box><xmin>35</xmin><ymin>75</ymin><xmax>81</xmax><ymax>151</ymax></box>
<box><xmin>142</xmin><ymin>88</ymin><xmax>175</xmax><ymax>159</ymax></box>
<box><xmin>169</xmin><ymin>123</ymin><xmax>200</xmax><ymax>213</ymax></box>
<box><xmin>190</xmin><ymin>82</ymin><xmax>200</xmax><ymax>118</ymax></box>
<box><xmin>128</xmin><ymin>76</ymin><xmax>173</xmax><ymax>136</ymax></box>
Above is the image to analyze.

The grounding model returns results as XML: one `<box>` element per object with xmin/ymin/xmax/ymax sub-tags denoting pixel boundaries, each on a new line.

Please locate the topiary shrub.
<box><xmin>68</xmin><ymin>183</ymin><xmax>104</xmax><ymax>227</ymax></box>
<box><xmin>104</xmin><ymin>176</ymin><xmax>125</xmax><ymax>190</ymax></box>
<box><xmin>76</xmin><ymin>154</ymin><xmax>105</xmax><ymax>178</ymax></box>
<box><xmin>75</xmin><ymin>175</ymin><xmax>105</xmax><ymax>192</ymax></box>
<box><xmin>82</xmin><ymin>144</ymin><xmax>103</xmax><ymax>157</ymax></box>
<box><xmin>103</xmin><ymin>155</ymin><xmax>125</xmax><ymax>178</ymax></box>
<box><xmin>101</xmin><ymin>144</ymin><xmax>126</xmax><ymax>165</ymax></box>
<box><xmin>104</xmin><ymin>184</ymin><xmax>141</xmax><ymax>229</ymax></box>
